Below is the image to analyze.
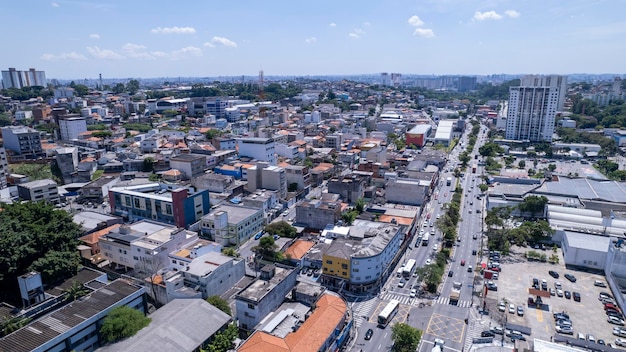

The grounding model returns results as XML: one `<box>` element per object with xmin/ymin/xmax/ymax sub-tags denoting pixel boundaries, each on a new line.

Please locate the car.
<box><xmin>282</xmin><ymin>211</ymin><xmax>289</xmax><ymax>217</ymax></box>
<box><xmin>549</xmin><ymin>270</ymin><xmax>559</xmax><ymax>279</ymax></box>
<box><xmin>498</xmin><ymin>302</ymin><xmax>506</xmax><ymax>312</ymax></box>
<box><xmin>555</xmin><ymin>282</ymin><xmax>562</xmax><ymax>289</ymax></box>
<box><xmin>541</xmin><ymin>280</ymin><xmax>548</xmax><ymax>290</ymax></box>
<box><xmin>517</xmin><ymin>306</ymin><xmax>524</xmax><ymax>316</ymax></box>
<box><xmin>307</xmin><ymin>269</ymin><xmax>314</xmax><ymax>276</ymax></box>
<box><xmin>532</xmin><ymin>278</ymin><xmax>539</xmax><ymax>288</ymax></box>
<box><xmin>595</xmin><ymin>280</ymin><xmax>607</xmax><ymax>287</ymax></box>
<box><xmin>468</xmin><ymin>209</ymin><xmax>472</xmax><ymax>213</ymax></box>
<box><xmin>409</xmin><ymin>289</ymin><xmax>417</xmax><ymax>298</ymax></box>
<box><xmin>605</xmin><ymin>303</ymin><xmax>619</xmax><ymax>311</ymax></box>
<box><xmin>607</xmin><ymin>311</ymin><xmax>625</xmax><ymax>320</ymax></box>
<box><xmin>461</xmin><ymin>260</ymin><xmax>466</xmax><ymax>266</ymax></box>
<box><xmin>509</xmin><ymin>303</ymin><xmax>516</xmax><ymax>314</ymax></box>
<box><xmin>492</xmin><ymin>272</ymin><xmax>499</xmax><ymax>280</ymax></box>
<box><xmin>273</xmin><ymin>234</ymin><xmax>280</xmax><ymax>240</ymax></box>
<box><xmin>448</xmin><ymin>270</ymin><xmax>454</xmax><ymax>277</ymax></box>
<box><xmin>549</xmin><ymin>288</ymin><xmax>556</xmax><ymax>296</ymax></box>
<box><xmin>398</xmin><ymin>280</ymin><xmax>405</xmax><ymax>288</ymax></box>
<box><xmin>254</xmin><ymin>232</ymin><xmax>264</xmax><ymax>240</ymax></box>
<box><xmin>432</xmin><ymin>244</ymin><xmax>438</xmax><ymax>251</ymax></box>
<box><xmin>600</xmin><ymin>292</ymin><xmax>614</xmax><ymax>300</ymax></box>
<box><xmin>365</xmin><ymin>328</ymin><xmax>373</xmax><ymax>340</ymax></box>
<box><xmin>614</xmin><ymin>327</ymin><xmax>626</xmax><ymax>337</ymax></box>
<box><xmin>472</xmin><ymin>249</ymin><xmax>477</xmax><ymax>255</ymax></box>
<box><xmin>556</xmin><ymin>289</ymin><xmax>564</xmax><ymax>297</ymax></box>
<box><xmin>598</xmin><ymin>339</ymin><xmax>606</xmax><ymax>346</ymax></box>
<box><xmin>487</xmin><ymin>282</ymin><xmax>498</xmax><ymax>291</ymax></box>
<box><xmin>491</xmin><ymin>326</ymin><xmax>504</xmax><ymax>335</ymax></box>
<box><xmin>556</xmin><ymin>326</ymin><xmax>574</xmax><ymax>335</ymax></box>
<box><xmin>564</xmin><ymin>291</ymin><xmax>571</xmax><ymax>299</ymax></box>
<box><xmin>556</xmin><ymin>319</ymin><xmax>572</xmax><ymax>327</ymax></box>
<box><xmin>472</xmin><ymin>234</ymin><xmax>478</xmax><ymax>240</ymax></box>
<box><xmin>573</xmin><ymin>292</ymin><xmax>581</xmax><ymax>302</ymax></box>
<box><xmin>565</xmin><ymin>273</ymin><xmax>577</xmax><ymax>282</ymax></box>
<box><xmin>426</xmin><ymin>259</ymin><xmax>432</xmax><ymax>265</ymax></box>
<box><xmin>476</xmin><ymin>209</ymin><xmax>481</xmax><ymax>213</ymax></box>
<box><xmin>481</xmin><ymin>330</ymin><xmax>495</xmax><ymax>337</ymax></box>
<box><xmin>509</xmin><ymin>332</ymin><xmax>526</xmax><ymax>341</ymax></box>
<box><xmin>467</xmin><ymin>265</ymin><xmax>473</xmax><ymax>273</ymax></box>
<box><xmin>588</xmin><ymin>334</ymin><xmax>596</xmax><ymax>343</ymax></box>
<box><xmin>615</xmin><ymin>338</ymin><xmax>626</xmax><ymax>347</ymax></box>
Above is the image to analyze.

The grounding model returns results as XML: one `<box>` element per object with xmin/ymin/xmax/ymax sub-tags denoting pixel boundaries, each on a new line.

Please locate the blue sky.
<box><xmin>1</xmin><ymin>0</ymin><xmax>625</xmax><ymax>79</ymax></box>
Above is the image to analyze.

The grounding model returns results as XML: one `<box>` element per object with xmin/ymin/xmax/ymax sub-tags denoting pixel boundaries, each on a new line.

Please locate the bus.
<box><xmin>403</xmin><ymin>259</ymin><xmax>416</xmax><ymax>278</ymax></box>
<box><xmin>421</xmin><ymin>232</ymin><xmax>430</xmax><ymax>246</ymax></box>
<box><xmin>377</xmin><ymin>299</ymin><xmax>400</xmax><ymax>327</ymax></box>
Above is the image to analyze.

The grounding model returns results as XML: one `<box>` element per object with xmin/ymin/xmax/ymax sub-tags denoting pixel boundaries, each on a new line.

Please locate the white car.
<box><xmin>509</xmin><ymin>303</ymin><xmax>515</xmax><ymax>314</ymax></box>
<box><xmin>498</xmin><ymin>302</ymin><xmax>506</xmax><ymax>312</ymax></box>
<box><xmin>432</xmin><ymin>244</ymin><xmax>438</xmax><ymax>251</ymax></box>
<box><xmin>616</xmin><ymin>338</ymin><xmax>626</xmax><ymax>347</ymax></box>
<box><xmin>425</xmin><ymin>259</ymin><xmax>432</xmax><ymax>265</ymax></box>
<box><xmin>410</xmin><ymin>289</ymin><xmax>417</xmax><ymax>298</ymax></box>
<box><xmin>556</xmin><ymin>289</ymin><xmax>564</xmax><ymax>297</ymax></box>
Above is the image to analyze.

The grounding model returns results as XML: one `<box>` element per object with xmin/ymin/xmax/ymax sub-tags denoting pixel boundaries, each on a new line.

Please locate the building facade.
<box><xmin>505</xmin><ymin>75</ymin><xmax>567</xmax><ymax>142</ymax></box>
<box><xmin>236</xmin><ymin>137</ymin><xmax>276</xmax><ymax>165</ymax></box>
<box><xmin>1</xmin><ymin>67</ymin><xmax>46</xmax><ymax>89</ymax></box>
<box><xmin>295</xmin><ymin>199</ymin><xmax>343</xmax><ymax>230</ymax></box>
<box><xmin>59</xmin><ymin>116</ymin><xmax>87</xmax><ymax>141</ymax></box>
<box><xmin>200</xmin><ymin>204</ymin><xmax>264</xmax><ymax>247</ymax></box>
<box><xmin>169</xmin><ymin>154</ymin><xmax>207</xmax><ymax>179</ymax></box>
<box><xmin>1</xmin><ymin>126</ymin><xmax>44</xmax><ymax>160</ymax></box>
<box><xmin>247</xmin><ymin>162</ymin><xmax>287</xmax><ymax>199</ymax></box>
<box><xmin>17</xmin><ymin>179</ymin><xmax>60</xmax><ymax>203</ymax></box>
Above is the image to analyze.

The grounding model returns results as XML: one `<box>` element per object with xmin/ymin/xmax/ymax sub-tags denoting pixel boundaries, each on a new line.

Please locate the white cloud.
<box><xmin>151</xmin><ymin>51</ymin><xmax>168</xmax><ymax>58</ymax></box>
<box><xmin>505</xmin><ymin>10</ymin><xmax>520</xmax><ymax>18</ymax></box>
<box><xmin>349</xmin><ymin>28</ymin><xmax>365</xmax><ymax>38</ymax></box>
<box><xmin>86</xmin><ymin>46</ymin><xmax>125</xmax><ymax>59</ymax></box>
<box><xmin>210</xmin><ymin>36</ymin><xmax>237</xmax><ymax>47</ymax></box>
<box><xmin>40</xmin><ymin>52</ymin><xmax>87</xmax><ymax>61</ymax></box>
<box><xmin>408</xmin><ymin>15</ymin><xmax>424</xmax><ymax>27</ymax></box>
<box><xmin>473</xmin><ymin>11</ymin><xmax>502</xmax><ymax>21</ymax></box>
<box><xmin>89</xmin><ymin>33</ymin><xmax>100</xmax><ymax>39</ymax></box>
<box><xmin>150</xmin><ymin>26</ymin><xmax>196</xmax><ymax>34</ymax></box>
<box><xmin>413</xmin><ymin>28</ymin><xmax>435</xmax><ymax>38</ymax></box>
<box><xmin>203</xmin><ymin>42</ymin><xmax>216</xmax><ymax>48</ymax></box>
<box><xmin>305</xmin><ymin>37</ymin><xmax>317</xmax><ymax>44</ymax></box>
<box><xmin>170</xmin><ymin>46</ymin><xmax>203</xmax><ymax>59</ymax></box>
<box><xmin>329</xmin><ymin>22</ymin><xmax>337</xmax><ymax>27</ymax></box>
<box><xmin>121</xmin><ymin>43</ymin><xmax>157</xmax><ymax>59</ymax></box>
<box><xmin>51</xmin><ymin>2</ymin><xmax>59</xmax><ymax>7</ymax></box>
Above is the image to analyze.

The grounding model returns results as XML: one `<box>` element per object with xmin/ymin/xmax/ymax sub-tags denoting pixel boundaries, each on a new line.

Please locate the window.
<box><xmin>326</xmin><ymin>260</ymin><xmax>333</xmax><ymax>264</ymax></box>
<box><xmin>134</xmin><ymin>198</ymin><xmax>140</xmax><ymax>208</ymax></box>
<box><xmin>125</xmin><ymin>196</ymin><xmax>131</xmax><ymax>206</ymax></box>
<box><xmin>247</xmin><ymin>303</ymin><xmax>255</xmax><ymax>309</ymax></box>
<box><xmin>165</xmin><ymin>204</ymin><xmax>172</xmax><ymax>215</ymax></box>
<box><xmin>341</xmin><ymin>263</ymin><xmax>348</xmax><ymax>269</ymax></box>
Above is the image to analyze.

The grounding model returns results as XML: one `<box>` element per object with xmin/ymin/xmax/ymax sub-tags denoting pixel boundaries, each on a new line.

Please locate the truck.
<box><xmin>472</xmin><ymin>163</ymin><xmax>477</xmax><ymax>173</ymax></box>
<box><xmin>421</xmin><ymin>232</ymin><xmax>430</xmax><ymax>246</ymax></box>
<box><xmin>450</xmin><ymin>281</ymin><xmax>462</xmax><ymax>306</ymax></box>
<box><xmin>432</xmin><ymin>338</ymin><xmax>445</xmax><ymax>352</ymax></box>
<box><xmin>446</xmin><ymin>177</ymin><xmax>452</xmax><ymax>186</ymax></box>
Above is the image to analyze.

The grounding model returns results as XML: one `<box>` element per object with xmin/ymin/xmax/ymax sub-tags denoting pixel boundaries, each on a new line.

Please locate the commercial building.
<box><xmin>295</xmin><ymin>198</ymin><xmax>343</xmax><ymax>230</ymax></box>
<box><xmin>318</xmin><ymin>220</ymin><xmax>403</xmax><ymax>293</ymax></box>
<box><xmin>169</xmin><ymin>153</ymin><xmax>207</xmax><ymax>179</ymax></box>
<box><xmin>17</xmin><ymin>179</ymin><xmax>60</xmax><ymax>203</ymax></box>
<box><xmin>505</xmin><ymin>75</ymin><xmax>567</xmax><ymax>142</ymax></box>
<box><xmin>200</xmin><ymin>204</ymin><xmax>264</xmax><ymax>247</ymax></box>
<box><xmin>100</xmin><ymin>299</ymin><xmax>231</xmax><ymax>352</ymax></box>
<box><xmin>1</xmin><ymin>67</ymin><xmax>46</xmax><ymax>89</ymax></box>
<box><xmin>235</xmin><ymin>264</ymin><xmax>299</xmax><ymax>331</ymax></box>
<box><xmin>109</xmin><ymin>183</ymin><xmax>210</xmax><ymax>228</ymax></box>
<box><xmin>433</xmin><ymin>120</ymin><xmax>454</xmax><ymax>146</ymax></box>
<box><xmin>405</xmin><ymin>124</ymin><xmax>431</xmax><ymax>148</ymax></box>
<box><xmin>385</xmin><ymin>177</ymin><xmax>430</xmax><ymax>206</ymax></box>
<box><xmin>1</xmin><ymin>126</ymin><xmax>44</xmax><ymax>160</ymax></box>
<box><xmin>247</xmin><ymin>162</ymin><xmax>287</xmax><ymax>199</ymax></box>
<box><xmin>237</xmin><ymin>137</ymin><xmax>277</xmax><ymax>165</ymax></box>
<box><xmin>58</xmin><ymin>115</ymin><xmax>87</xmax><ymax>141</ymax></box>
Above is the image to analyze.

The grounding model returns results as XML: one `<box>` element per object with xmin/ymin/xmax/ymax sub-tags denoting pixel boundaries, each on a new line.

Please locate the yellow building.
<box><xmin>322</xmin><ymin>252</ymin><xmax>351</xmax><ymax>280</ymax></box>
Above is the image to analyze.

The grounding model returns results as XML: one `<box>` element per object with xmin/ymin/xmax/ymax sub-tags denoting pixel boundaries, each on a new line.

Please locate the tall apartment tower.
<box><xmin>505</xmin><ymin>75</ymin><xmax>567</xmax><ymax>142</ymax></box>
<box><xmin>1</xmin><ymin>68</ymin><xmax>47</xmax><ymax>89</ymax></box>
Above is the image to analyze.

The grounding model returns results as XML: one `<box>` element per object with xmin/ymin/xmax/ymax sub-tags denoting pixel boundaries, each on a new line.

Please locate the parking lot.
<box><xmin>484</xmin><ymin>245</ymin><xmax>622</xmax><ymax>348</ymax></box>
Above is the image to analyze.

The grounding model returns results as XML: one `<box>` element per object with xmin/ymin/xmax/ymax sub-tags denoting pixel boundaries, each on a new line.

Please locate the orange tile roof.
<box><xmin>79</xmin><ymin>224</ymin><xmax>121</xmax><ymax>245</ymax></box>
<box><xmin>81</xmin><ymin>156</ymin><xmax>96</xmax><ymax>162</ymax></box>
<box><xmin>238</xmin><ymin>293</ymin><xmax>347</xmax><ymax>352</ymax></box>
<box><xmin>379</xmin><ymin>214</ymin><xmax>413</xmax><ymax>226</ymax></box>
<box><xmin>41</xmin><ymin>142</ymin><xmax>59</xmax><ymax>150</ymax></box>
<box><xmin>283</xmin><ymin>240</ymin><xmax>315</xmax><ymax>260</ymax></box>
<box><xmin>278</xmin><ymin>162</ymin><xmax>290</xmax><ymax>167</ymax></box>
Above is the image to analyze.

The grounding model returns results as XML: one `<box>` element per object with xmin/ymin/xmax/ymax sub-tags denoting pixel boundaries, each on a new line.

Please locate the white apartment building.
<box><xmin>1</xmin><ymin>68</ymin><xmax>46</xmax><ymax>89</ymax></box>
<box><xmin>247</xmin><ymin>162</ymin><xmax>287</xmax><ymax>199</ymax></box>
<box><xmin>59</xmin><ymin>116</ymin><xmax>87</xmax><ymax>141</ymax></box>
<box><xmin>236</xmin><ymin>137</ymin><xmax>276</xmax><ymax>165</ymax></box>
<box><xmin>200</xmin><ymin>204</ymin><xmax>264</xmax><ymax>247</ymax></box>
<box><xmin>14</xmin><ymin>111</ymin><xmax>33</xmax><ymax>121</ymax></box>
<box><xmin>505</xmin><ymin>75</ymin><xmax>567</xmax><ymax>142</ymax></box>
<box><xmin>1</xmin><ymin>126</ymin><xmax>44</xmax><ymax>160</ymax></box>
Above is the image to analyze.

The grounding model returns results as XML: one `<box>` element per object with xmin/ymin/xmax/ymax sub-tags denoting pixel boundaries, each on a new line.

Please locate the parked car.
<box><xmin>565</xmin><ymin>273</ymin><xmax>577</xmax><ymax>282</ymax></box>
<box><xmin>481</xmin><ymin>330</ymin><xmax>495</xmax><ymax>337</ymax></box>
<box><xmin>615</xmin><ymin>338</ymin><xmax>626</xmax><ymax>347</ymax></box>
<box><xmin>410</xmin><ymin>289</ymin><xmax>417</xmax><ymax>298</ymax></box>
<box><xmin>614</xmin><ymin>327</ymin><xmax>626</xmax><ymax>338</ymax></box>
<box><xmin>517</xmin><ymin>306</ymin><xmax>524</xmax><ymax>316</ymax></box>
<box><xmin>509</xmin><ymin>304</ymin><xmax>516</xmax><ymax>314</ymax></box>
<box><xmin>594</xmin><ymin>280</ymin><xmax>607</xmax><ymax>287</ymax></box>
<box><xmin>608</xmin><ymin>316</ymin><xmax>626</xmax><ymax>326</ymax></box>
<box><xmin>549</xmin><ymin>270</ymin><xmax>559</xmax><ymax>279</ymax></box>
<box><xmin>573</xmin><ymin>292</ymin><xmax>581</xmax><ymax>302</ymax></box>
<box><xmin>556</xmin><ymin>319</ymin><xmax>572</xmax><ymax>328</ymax></box>
<box><xmin>556</xmin><ymin>326</ymin><xmax>574</xmax><ymax>335</ymax></box>
<box><xmin>555</xmin><ymin>282</ymin><xmax>562</xmax><ymax>289</ymax></box>
<box><xmin>588</xmin><ymin>334</ymin><xmax>596</xmax><ymax>343</ymax></box>
<box><xmin>550</xmin><ymin>288</ymin><xmax>556</xmax><ymax>296</ymax></box>
<box><xmin>557</xmin><ymin>289</ymin><xmax>564</xmax><ymax>297</ymax></box>
<box><xmin>365</xmin><ymin>328</ymin><xmax>373</xmax><ymax>340</ymax></box>
<box><xmin>398</xmin><ymin>280</ymin><xmax>405</xmax><ymax>288</ymax></box>
<box><xmin>273</xmin><ymin>234</ymin><xmax>280</xmax><ymax>240</ymax></box>
<box><xmin>564</xmin><ymin>291</ymin><xmax>571</xmax><ymax>299</ymax></box>
<box><xmin>426</xmin><ymin>259</ymin><xmax>432</xmax><ymax>265</ymax></box>
<box><xmin>487</xmin><ymin>282</ymin><xmax>498</xmax><ymax>291</ymax></box>
<box><xmin>254</xmin><ymin>232</ymin><xmax>264</xmax><ymax>240</ymax></box>
<box><xmin>541</xmin><ymin>280</ymin><xmax>548</xmax><ymax>290</ymax></box>
<box><xmin>600</xmin><ymin>292</ymin><xmax>614</xmax><ymax>300</ymax></box>
<box><xmin>448</xmin><ymin>270</ymin><xmax>453</xmax><ymax>277</ymax></box>
<box><xmin>491</xmin><ymin>326</ymin><xmax>504</xmax><ymax>335</ymax></box>
<box><xmin>598</xmin><ymin>339</ymin><xmax>606</xmax><ymax>346</ymax></box>
<box><xmin>498</xmin><ymin>302</ymin><xmax>506</xmax><ymax>312</ymax></box>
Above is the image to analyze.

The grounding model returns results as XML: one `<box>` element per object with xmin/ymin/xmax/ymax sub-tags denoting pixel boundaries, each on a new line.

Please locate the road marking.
<box><xmin>421</xmin><ymin>339</ymin><xmax>463</xmax><ymax>352</ymax></box>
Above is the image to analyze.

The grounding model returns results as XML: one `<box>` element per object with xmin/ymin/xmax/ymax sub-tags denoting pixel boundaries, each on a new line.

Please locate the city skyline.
<box><xmin>1</xmin><ymin>0</ymin><xmax>625</xmax><ymax>79</ymax></box>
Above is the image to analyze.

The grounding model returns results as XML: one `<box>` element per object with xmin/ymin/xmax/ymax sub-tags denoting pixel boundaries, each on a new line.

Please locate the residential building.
<box><xmin>0</xmin><ymin>279</ymin><xmax>145</xmax><ymax>352</ymax></box>
<box><xmin>17</xmin><ymin>179</ymin><xmax>60</xmax><ymax>203</ymax></box>
<box><xmin>237</xmin><ymin>137</ymin><xmax>277</xmax><ymax>165</ymax></box>
<box><xmin>109</xmin><ymin>183</ymin><xmax>210</xmax><ymax>228</ymax></box>
<box><xmin>99</xmin><ymin>220</ymin><xmax>198</xmax><ymax>271</ymax></box>
<box><xmin>284</xmin><ymin>165</ymin><xmax>311</xmax><ymax>192</ymax></box>
<box><xmin>169</xmin><ymin>153</ymin><xmax>207</xmax><ymax>179</ymax></box>
<box><xmin>238</xmin><ymin>292</ymin><xmax>351</xmax><ymax>352</ymax></box>
<box><xmin>1</xmin><ymin>67</ymin><xmax>46</xmax><ymax>89</ymax></box>
<box><xmin>200</xmin><ymin>204</ymin><xmax>264</xmax><ymax>246</ymax></box>
<box><xmin>235</xmin><ymin>264</ymin><xmax>299</xmax><ymax>331</ymax></box>
<box><xmin>79</xmin><ymin>175</ymin><xmax>118</xmax><ymax>201</ymax></box>
<box><xmin>14</xmin><ymin>110</ymin><xmax>33</xmax><ymax>121</ymax></box>
<box><xmin>327</xmin><ymin>174</ymin><xmax>367</xmax><ymax>204</ymax></box>
<box><xmin>0</xmin><ymin>147</ymin><xmax>7</xmax><ymax>189</ymax></box>
<box><xmin>100</xmin><ymin>299</ymin><xmax>231</xmax><ymax>352</ymax></box>
<box><xmin>1</xmin><ymin>126</ymin><xmax>44</xmax><ymax>160</ymax></box>
<box><xmin>206</xmin><ymin>98</ymin><xmax>228</xmax><ymax>118</ymax></box>
<box><xmin>59</xmin><ymin>115</ymin><xmax>87</xmax><ymax>141</ymax></box>
<box><xmin>457</xmin><ymin>76</ymin><xmax>477</xmax><ymax>92</ymax></box>
<box><xmin>212</xmin><ymin>136</ymin><xmax>237</xmax><ymax>150</ymax></box>
<box><xmin>319</xmin><ymin>220</ymin><xmax>403</xmax><ymax>293</ymax></box>
<box><xmin>505</xmin><ymin>75</ymin><xmax>567</xmax><ymax>142</ymax></box>
<box><xmin>295</xmin><ymin>198</ymin><xmax>343</xmax><ymax>230</ymax></box>
<box><xmin>247</xmin><ymin>162</ymin><xmax>287</xmax><ymax>199</ymax></box>
<box><xmin>242</xmin><ymin>189</ymin><xmax>281</xmax><ymax>222</ymax></box>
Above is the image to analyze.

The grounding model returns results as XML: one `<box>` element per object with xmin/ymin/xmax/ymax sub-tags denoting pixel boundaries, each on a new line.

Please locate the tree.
<box><xmin>112</xmin><ymin>83</ymin><xmax>125</xmax><ymax>94</ymax></box>
<box><xmin>548</xmin><ymin>164</ymin><xmax>557</xmax><ymax>172</ymax></box>
<box><xmin>518</xmin><ymin>160</ymin><xmax>526</xmax><ymax>168</ymax></box>
<box><xmin>0</xmin><ymin>315</ymin><xmax>30</xmax><ymax>337</ymax></box>
<box><xmin>63</xmin><ymin>280</ymin><xmax>89</xmax><ymax>302</ymax></box>
<box><xmin>205</xmin><ymin>129</ymin><xmax>222</xmax><ymax>140</ymax></box>
<box><xmin>100</xmin><ymin>306</ymin><xmax>151</xmax><ymax>343</ymax></box>
<box><xmin>391</xmin><ymin>323</ymin><xmax>421</xmax><ymax>352</ymax></box>
<box><xmin>479</xmin><ymin>184</ymin><xmax>489</xmax><ymax>192</ymax></box>
<box><xmin>252</xmin><ymin>236</ymin><xmax>278</xmax><ymax>261</ymax></box>
<box><xmin>264</xmin><ymin>221</ymin><xmax>297</xmax><ymax>238</ymax></box>
<box><xmin>127</xmin><ymin>79</ymin><xmax>140</xmax><ymax>95</ymax></box>
<box><xmin>479</xmin><ymin>143</ymin><xmax>503</xmax><ymax>157</ymax></box>
<box><xmin>342</xmin><ymin>210</ymin><xmax>358</xmax><ymax>225</ymax></box>
<box><xmin>517</xmin><ymin>195</ymin><xmax>548</xmax><ymax>218</ymax></box>
<box><xmin>206</xmin><ymin>295</ymin><xmax>232</xmax><ymax>316</ymax></box>
<box><xmin>73</xmin><ymin>84</ymin><xmax>89</xmax><ymax>96</ymax></box>
<box><xmin>355</xmin><ymin>198</ymin><xmax>366</xmax><ymax>214</ymax></box>
<box><xmin>203</xmin><ymin>323</ymin><xmax>238</xmax><ymax>352</ymax></box>
<box><xmin>143</xmin><ymin>157</ymin><xmax>155</xmax><ymax>172</ymax></box>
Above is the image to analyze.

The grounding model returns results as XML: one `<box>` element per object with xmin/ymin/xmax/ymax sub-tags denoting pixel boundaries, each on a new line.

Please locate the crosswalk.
<box><xmin>380</xmin><ymin>292</ymin><xmax>421</xmax><ymax>306</ymax></box>
<box><xmin>463</xmin><ymin>309</ymin><xmax>493</xmax><ymax>352</ymax></box>
<box><xmin>434</xmin><ymin>296</ymin><xmax>473</xmax><ymax>308</ymax></box>
<box><xmin>352</xmin><ymin>299</ymin><xmax>378</xmax><ymax>328</ymax></box>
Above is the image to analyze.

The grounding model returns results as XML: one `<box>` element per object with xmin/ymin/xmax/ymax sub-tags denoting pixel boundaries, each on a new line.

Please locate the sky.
<box><xmin>1</xmin><ymin>0</ymin><xmax>625</xmax><ymax>79</ymax></box>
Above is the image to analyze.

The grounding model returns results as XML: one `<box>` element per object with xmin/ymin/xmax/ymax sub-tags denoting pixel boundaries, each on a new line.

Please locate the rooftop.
<box><xmin>170</xmin><ymin>153</ymin><xmax>206</xmax><ymax>162</ymax></box>
<box><xmin>202</xmin><ymin>204</ymin><xmax>261</xmax><ymax>224</ymax></box>
<box><xmin>186</xmin><ymin>251</ymin><xmax>235</xmax><ymax>277</ymax></box>
<box><xmin>534</xmin><ymin>177</ymin><xmax>626</xmax><ymax>203</ymax></box>
<box><xmin>283</xmin><ymin>240</ymin><xmax>315</xmax><ymax>260</ymax></box>
<box><xmin>237</xmin><ymin>266</ymin><xmax>294</xmax><ymax>303</ymax></box>
<box><xmin>19</xmin><ymin>179</ymin><xmax>57</xmax><ymax>189</ymax></box>
<box><xmin>323</xmin><ymin>220</ymin><xmax>401</xmax><ymax>259</ymax></box>
<box><xmin>564</xmin><ymin>231</ymin><xmax>611</xmax><ymax>252</ymax></box>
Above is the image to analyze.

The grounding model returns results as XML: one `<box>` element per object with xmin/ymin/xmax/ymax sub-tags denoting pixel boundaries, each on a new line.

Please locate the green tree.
<box><xmin>391</xmin><ymin>323</ymin><xmax>421</xmax><ymax>352</ymax></box>
<box><xmin>205</xmin><ymin>129</ymin><xmax>222</xmax><ymax>140</ymax></box>
<box><xmin>479</xmin><ymin>184</ymin><xmax>488</xmax><ymax>192</ymax></box>
<box><xmin>264</xmin><ymin>221</ymin><xmax>297</xmax><ymax>238</ymax></box>
<box><xmin>517</xmin><ymin>195</ymin><xmax>548</xmax><ymax>218</ymax></box>
<box><xmin>252</xmin><ymin>236</ymin><xmax>278</xmax><ymax>261</ymax></box>
<box><xmin>518</xmin><ymin>160</ymin><xmax>526</xmax><ymax>168</ymax></box>
<box><xmin>112</xmin><ymin>83</ymin><xmax>125</xmax><ymax>94</ymax></box>
<box><xmin>548</xmin><ymin>164</ymin><xmax>557</xmax><ymax>172</ymax></box>
<box><xmin>342</xmin><ymin>210</ymin><xmax>358</xmax><ymax>225</ymax></box>
<box><xmin>0</xmin><ymin>315</ymin><xmax>30</xmax><ymax>337</ymax></box>
<box><xmin>479</xmin><ymin>142</ymin><xmax>503</xmax><ymax>157</ymax></box>
<box><xmin>126</xmin><ymin>79</ymin><xmax>140</xmax><ymax>95</ymax></box>
<box><xmin>0</xmin><ymin>113</ymin><xmax>12</xmax><ymax>127</ymax></box>
<box><xmin>206</xmin><ymin>295</ymin><xmax>232</xmax><ymax>316</ymax></box>
<box><xmin>73</xmin><ymin>84</ymin><xmax>89</xmax><ymax>96</ymax></box>
<box><xmin>143</xmin><ymin>157</ymin><xmax>155</xmax><ymax>172</ymax></box>
<box><xmin>203</xmin><ymin>323</ymin><xmax>238</xmax><ymax>352</ymax></box>
<box><xmin>92</xmin><ymin>131</ymin><xmax>112</xmax><ymax>138</ymax></box>
<box><xmin>100</xmin><ymin>306</ymin><xmax>151</xmax><ymax>343</ymax></box>
<box><xmin>355</xmin><ymin>198</ymin><xmax>366</xmax><ymax>214</ymax></box>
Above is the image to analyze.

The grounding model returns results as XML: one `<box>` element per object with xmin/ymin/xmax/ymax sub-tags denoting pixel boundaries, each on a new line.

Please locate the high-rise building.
<box><xmin>1</xmin><ymin>67</ymin><xmax>47</xmax><ymax>89</ymax></box>
<box><xmin>457</xmin><ymin>76</ymin><xmax>477</xmax><ymax>92</ymax></box>
<box><xmin>505</xmin><ymin>75</ymin><xmax>567</xmax><ymax>142</ymax></box>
